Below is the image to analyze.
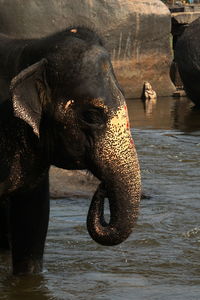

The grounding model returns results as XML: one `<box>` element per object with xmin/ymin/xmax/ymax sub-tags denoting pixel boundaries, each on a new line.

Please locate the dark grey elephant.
<box><xmin>0</xmin><ymin>27</ymin><xmax>141</xmax><ymax>274</ymax></box>
<box><xmin>175</xmin><ymin>18</ymin><xmax>200</xmax><ymax>108</ymax></box>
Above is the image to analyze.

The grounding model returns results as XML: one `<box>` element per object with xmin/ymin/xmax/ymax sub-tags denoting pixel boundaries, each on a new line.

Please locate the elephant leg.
<box><xmin>0</xmin><ymin>198</ymin><xmax>10</xmax><ymax>250</ymax></box>
<box><xmin>10</xmin><ymin>174</ymin><xmax>49</xmax><ymax>275</ymax></box>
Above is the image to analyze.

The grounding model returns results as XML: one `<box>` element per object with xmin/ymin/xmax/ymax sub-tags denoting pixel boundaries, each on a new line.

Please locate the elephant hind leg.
<box><xmin>0</xmin><ymin>198</ymin><xmax>10</xmax><ymax>251</ymax></box>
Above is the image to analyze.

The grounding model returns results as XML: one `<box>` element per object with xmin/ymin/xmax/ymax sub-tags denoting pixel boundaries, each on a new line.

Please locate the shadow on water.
<box><xmin>0</xmin><ymin>253</ymin><xmax>53</xmax><ymax>299</ymax></box>
<box><xmin>0</xmin><ymin>96</ymin><xmax>200</xmax><ymax>300</ymax></box>
<box><xmin>0</xmin><ymin>270</ymin><xmax>54</xmax><ymax>300</ymax></box>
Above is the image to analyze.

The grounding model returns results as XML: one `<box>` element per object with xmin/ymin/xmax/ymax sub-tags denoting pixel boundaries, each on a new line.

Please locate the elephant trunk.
<box><xmin>87</xmin><ymin>104</ymin><xmax>141</xmax><ymax>246</ymax></box>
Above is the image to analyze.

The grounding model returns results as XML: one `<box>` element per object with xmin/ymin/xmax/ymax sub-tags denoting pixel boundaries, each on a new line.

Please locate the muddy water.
<box><xmin>0</xmin><ymin>97</ymin><xmax>200</xmax><ymax>300</ymax></box>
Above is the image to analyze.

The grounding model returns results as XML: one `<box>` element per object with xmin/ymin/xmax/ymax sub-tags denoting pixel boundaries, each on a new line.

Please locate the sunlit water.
<box><xmin>0</xmin><ymin>97</ymin><xmax>200</xmax><ymax>300</ymax></box>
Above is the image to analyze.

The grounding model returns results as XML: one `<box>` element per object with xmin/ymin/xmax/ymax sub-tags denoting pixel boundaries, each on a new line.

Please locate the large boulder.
<box><xmin>49</xmin><ymin>168</ymin><xmax>99</xmax><ymax>199</ymax></box>
<box><xmin>0</xmin><ymin>0</ymin><xmax>174</xmax><ymax>98</ymax></box>
<box><xmin>175</xmin><ymin>17</ymin><xmax>200</xmax><ymax>107</ymax></box>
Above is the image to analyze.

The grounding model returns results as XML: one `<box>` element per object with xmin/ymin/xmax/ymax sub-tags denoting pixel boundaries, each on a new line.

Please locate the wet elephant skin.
<box><xmin>175</xmin><ymin>18</ymin><xmax>200</xmax><ymax>108</ymax></box>
<box><xmin>0</xmin><ymin>27</ymin><xmax>141</xmax><ymax>274</ymax></box>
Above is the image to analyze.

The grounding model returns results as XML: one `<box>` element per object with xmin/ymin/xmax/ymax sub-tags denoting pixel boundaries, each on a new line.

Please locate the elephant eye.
<box><xmin>81</xmin><ymin>107</ymin><xmax>107</xmax><ymax>127</ymax></box>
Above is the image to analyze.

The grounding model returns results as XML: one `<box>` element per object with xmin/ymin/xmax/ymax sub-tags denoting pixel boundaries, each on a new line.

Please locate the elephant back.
<box><xmin>175</xmin><ymin>17</ymin><xmax>200</xmax><ymax>106</ymax></box>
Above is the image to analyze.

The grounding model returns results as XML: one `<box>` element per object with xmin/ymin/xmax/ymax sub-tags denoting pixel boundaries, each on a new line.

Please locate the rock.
<box><xmin>0</xmin><ymin>0</ymin><xmax>175</xmax><ymax>98</ymax></box>
<box><xmin>172</xmin><ymin>11</ymin><xmax>200</xmax><ymax>24</ymax></box>
<box><xmin>173</xmin><ymin>89</ymin><xmax>186</xmax><ymax>98</ymax></box>
<box><xmin>49</xmin><ymin>167</ymin><xmax>99</xmax><ymax>199</ymax></box>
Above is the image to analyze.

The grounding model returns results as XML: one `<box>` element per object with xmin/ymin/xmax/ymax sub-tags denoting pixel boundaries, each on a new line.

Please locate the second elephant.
<box><xmin>175</xmin><ymin>18</ymin><xmax>200</xmax><ymax>108</ymax></box>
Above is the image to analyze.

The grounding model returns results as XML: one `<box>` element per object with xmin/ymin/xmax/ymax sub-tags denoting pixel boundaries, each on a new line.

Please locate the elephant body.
<box><xmin>0</xmin><ymin>27</ymin><xmax>141</xmax><ymax>274</ymax></box>
<box><xmin>175</xmin><ymin>18</ymin><xmax>200</xmax><ymax>107</ymax></box>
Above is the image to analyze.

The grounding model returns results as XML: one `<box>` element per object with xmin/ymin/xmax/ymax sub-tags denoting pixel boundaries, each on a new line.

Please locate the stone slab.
<box><xmin>0</xmin><ymin>0</ymin><xmax>175</xmax><ymax>98</ymax></box>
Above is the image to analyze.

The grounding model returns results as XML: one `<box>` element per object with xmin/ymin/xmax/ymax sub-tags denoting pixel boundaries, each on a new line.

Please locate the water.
<box><xmin>0</xmin><ymin>97</ymin><xmax>200</xmax><ymax>300</ymax></box>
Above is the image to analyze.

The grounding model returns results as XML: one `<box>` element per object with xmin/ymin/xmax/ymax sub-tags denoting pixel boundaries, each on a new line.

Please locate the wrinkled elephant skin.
<box><xmin>0</xmin><ymin>27</ymin><xmax>141</xmax><ymax>274</ymax></box>
<box><xmin>175</xmin><ymin>18</ymin><xmax>200</xmax><ymax>108</ymax></box>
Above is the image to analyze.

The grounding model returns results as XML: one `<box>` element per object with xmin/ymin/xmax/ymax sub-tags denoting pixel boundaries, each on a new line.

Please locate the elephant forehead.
<box><xmin>82</xmin><ymin>45</ymin><xmax>109</xmax><ymax>66</ymax></box>
<box><xmin>90</xmin><ymin>95</ymin><xmax>125</xmax><ymax>111</ymax></box>
<box><xmin>85</xmin><ymin>45</ymin><xmax>107</xmax><ymax>56</ymax></box>
<box><xmin>90</xmin><ymin>98</ymin><xmax>108</xmax><ymax>109</ymax></box>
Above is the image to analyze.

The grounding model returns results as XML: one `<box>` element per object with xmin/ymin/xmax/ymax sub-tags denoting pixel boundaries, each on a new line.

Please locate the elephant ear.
<box><xmin>10</xmin><ymin>58</ymin><xmax>49</xmax><ymax>137</ymax></box>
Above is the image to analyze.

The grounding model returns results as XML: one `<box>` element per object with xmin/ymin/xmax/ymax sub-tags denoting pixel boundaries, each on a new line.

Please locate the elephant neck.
<box><xmin>0</xmin><ymin>101</ymin><xmax>49</xmax><ymax>194</ymax></box>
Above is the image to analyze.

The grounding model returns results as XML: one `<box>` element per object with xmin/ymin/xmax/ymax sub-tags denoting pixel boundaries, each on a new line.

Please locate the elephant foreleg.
<box><xmin>0</xmin><ymin>198</ymin><xmax>10</xmax><ymax>250</ymax></box>
<box><xmin>10</xmin><ymin>174</ymin><xmax>50</xmax><ymax>275</ymax></box>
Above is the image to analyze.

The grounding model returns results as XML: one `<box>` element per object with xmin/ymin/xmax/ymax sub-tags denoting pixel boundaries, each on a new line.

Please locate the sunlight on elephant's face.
<box><xmin>9</xmin><ymin>27</ymin><xmax>141</xmax><ymax>247</ymax></box>
<box><xmin>0</xmin><ymin>26</ymin><xmax>142</xmax><ymax>276</ymax></box>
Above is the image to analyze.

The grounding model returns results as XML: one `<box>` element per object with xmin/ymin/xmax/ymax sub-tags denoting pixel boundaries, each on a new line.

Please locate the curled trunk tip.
<box><xmin>87</xmin><ymin>183</ymin><xmax>140</xmax><ymax>246</ymax></box>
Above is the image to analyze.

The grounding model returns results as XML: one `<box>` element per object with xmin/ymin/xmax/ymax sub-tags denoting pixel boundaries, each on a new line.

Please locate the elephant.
<box><xmin>0</xmin><ymin>27</ymin><xmax>141</xmax><ymax>274</ymax></box>
<box><xmin>175</xmin><ymin>17</ymin><xmax>200</xmax><ymax>108</ymax></box>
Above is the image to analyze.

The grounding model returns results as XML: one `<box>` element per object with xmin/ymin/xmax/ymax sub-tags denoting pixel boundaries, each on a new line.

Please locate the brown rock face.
<box><xmin>0</xmin><ymin>0</ymin><xmax>175</xmax><ymax>98</ymax></box>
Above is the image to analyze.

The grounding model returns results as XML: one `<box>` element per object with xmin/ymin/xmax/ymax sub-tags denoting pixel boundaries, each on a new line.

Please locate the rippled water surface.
<box><xmin>0</xmin><ymin>97</ymin><xmax>200</xmax><ymax>300</ymax></box>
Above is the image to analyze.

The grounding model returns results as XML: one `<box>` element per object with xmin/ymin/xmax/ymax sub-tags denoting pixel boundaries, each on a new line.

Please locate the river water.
<box><xmin>0</xmin><ymin>97</ymin><xmax>200</xmax><ymax>300</ymax></box>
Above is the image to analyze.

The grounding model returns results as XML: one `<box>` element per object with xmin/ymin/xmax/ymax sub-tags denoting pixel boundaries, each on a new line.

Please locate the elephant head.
<box><xmin>10</xmin><ymin>28</ymin><xmax>141</xmax><ymax>246</ymax></box>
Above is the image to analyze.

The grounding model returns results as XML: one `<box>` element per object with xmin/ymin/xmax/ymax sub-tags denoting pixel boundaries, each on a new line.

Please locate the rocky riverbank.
<box><xmin>0</xmin><ymin>0</ymin><xmax>175</xmax><ymax>98</ymax></box>
<box><xmin>49</xmin><ymin>167</ymin><xmax>99</xmax><ymax>199</ymax></box>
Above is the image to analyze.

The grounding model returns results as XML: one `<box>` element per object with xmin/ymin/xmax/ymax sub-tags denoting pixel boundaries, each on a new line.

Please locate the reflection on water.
<box><xmin>0</xmin><ymin>273</ymin><xmax>51</xmax><ymax>300</ymax></box>
<box><xmin>127</xmin><ymin>97</ymin><xmax>200</xmax><ymax>132</ymax></box>
<box><xmin>0</xmin><ymin>97</ymin><xmax>200</xmax><ymax>300</ymax></box>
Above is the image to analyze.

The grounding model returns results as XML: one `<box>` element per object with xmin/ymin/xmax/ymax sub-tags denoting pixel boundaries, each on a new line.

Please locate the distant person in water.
<box><xmin>143</xmin><ymin>81</ymin><xmax>157</xmax><ymax>100</ymax></box>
